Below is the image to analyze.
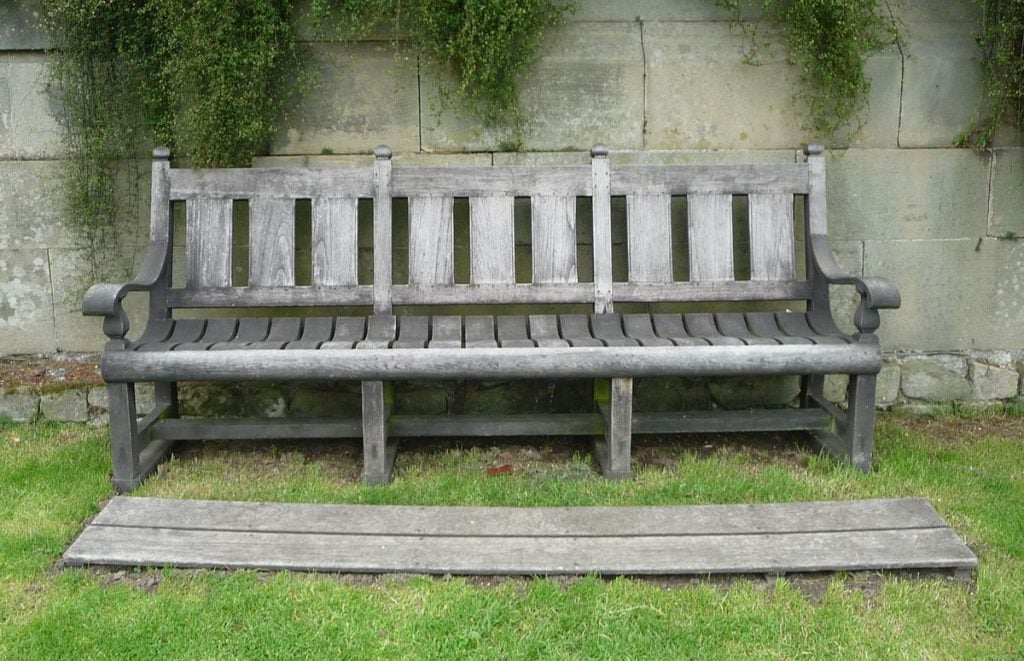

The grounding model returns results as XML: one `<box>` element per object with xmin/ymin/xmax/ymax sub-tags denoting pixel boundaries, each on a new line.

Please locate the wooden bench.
<box><xmin>84</xmin><ymin>144</ymin><xmax>900</xmax><ymax>492</ymax></box>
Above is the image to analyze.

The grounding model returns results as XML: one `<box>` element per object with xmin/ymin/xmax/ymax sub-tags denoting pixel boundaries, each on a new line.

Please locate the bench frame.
<box><xmin>85</xmin><ymin>145</ymin><xmax>899</xmax><ymax>491</ymax></box>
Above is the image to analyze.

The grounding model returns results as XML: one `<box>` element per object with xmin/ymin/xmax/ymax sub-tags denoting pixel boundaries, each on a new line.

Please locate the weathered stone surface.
<box><xmin>827</xmin><ymin>149</ymin><xmax>990</xmax><ymax>242</ymax></box>
<box><xmin>87</xmin><ymin>386</ymin><xmax>108</xmax><ymax>411</ymax></box>
<box><xmin>0</xmin><ymin>387</ymin><xmax>38</xmax><ymax>421</ymax></box>
<box><xmin>970</xmin><ymin>361</ymin><xmax>1020</xmax><ymax>401</ymax></box>
<box><xmin>571</xmin><ymin>0</ymin><xmax>736</xmax><ymax>21</ymax></box>
<box><xmin>49</xmin><ymin>248</ymin><xmax>150</xmax><ymax>353</ymax></box>
<box><xmin>634</xmin><ymin>377</ymin><xmax>711</xmax><ymax>412</ymax></box>
<box><xmin>288</xmin><ymin>387</ymin><xmax>362</xmax><ymax>418</ymax></box>
<box><xmin>901</xmin><ymin>360</ymin><xmax>971</xmax><ymax>402</ymax></box>
<box><xmin>0</xmin><ymin>161</ymin><xmax>66</xmax><ymax>250</ymax></box>
<box><xmin>990</xmin><ymin>150</ymin><xmax>1024</xmax><ymax>238</ymax></box>
<box><xmin>0</xmin><ymin>249</ymin><xmax>56</xmax><ymax>353</ymax></box>
<box><xmin>706</xmin><ymin>375</ymin><xmax>800</xmax><ymax>409</ymax></box>
<box><xmin>0</xmin><ymin>1</ymin><xmax>48</xmax><ymax>50</ymax></box>
<box><xmin>824</xmin><ymin>375</ymin><xmax>848</xmax><ymax>404</ymax></box>
<box><xmin>891</xmin><ymin>1</ymin><xmax>980</xmax><ymax>22</ymax></box>
<box><xmin>0</xmin><ymin>54</ymin><xmax>63</xmax><ymax>159</ymax></box>
<box><xmin>877</xmin><ymin>361</ymin><xmax>902</xmax><ymax>407</ymax></box>
<box><xmin>179</xmin><ymin>383</ymin><xmax>286</xmax><ymax>418</ymax></box>
<box><xmin>272</xmin><ymin>43</ymin><xmax>420</xmax><ymax>155</ymax></box>
<box><xmin>866</xmin><ymin>238</ymin><xmax>1024</xmax><ymax>351</ymax></box>
<box><xmin>899</xmin><ymin>23</ymin><xmax>984</xmax><ymax>148</ymax></box>
<box><xmin>40</xmin><ymin>388</ymin><xmax>88</xmax><ymax>422</ymax></box>
<box><xmin>422</xmin><ymin>22</ymin><xmax>644</xmax><ymax>152</ymax></box>
<box><xmin>827</xmin><ymin>240</ymin><xmax>865</xmax><ymax>337</ymax></box>
<box><xmin>394</xmin><ymin>382</ymin><xmax>449</xmax><ymax>416</ymax></box>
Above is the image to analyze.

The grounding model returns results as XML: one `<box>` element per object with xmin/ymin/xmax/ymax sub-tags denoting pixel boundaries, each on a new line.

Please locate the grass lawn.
<box><xmin>1</xmin><ymin>408</ymin><xmax>1022</xmax><ymax>658</ymax></box>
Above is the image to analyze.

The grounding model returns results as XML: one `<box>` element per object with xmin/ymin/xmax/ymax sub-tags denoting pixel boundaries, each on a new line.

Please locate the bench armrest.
<box><xmin>809</xmin><ymin>234</ymin><xmax>900</xmax><ymax>333</ymax></box>
<box><xmin>82</xmin><ymin>241</ymin><xmax>169</xmax><ymax>341</ymax></box>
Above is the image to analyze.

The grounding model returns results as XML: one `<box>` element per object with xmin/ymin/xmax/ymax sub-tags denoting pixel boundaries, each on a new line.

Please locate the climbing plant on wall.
<box><xmin>960</xmin><ymin>0</ymin><xmax>1024</xmax><ymax>148</ymax></box>
<box><xmin>719</xmin><ymin>0</ymin><xmax>898</xmax><ymax>137</ymax></box>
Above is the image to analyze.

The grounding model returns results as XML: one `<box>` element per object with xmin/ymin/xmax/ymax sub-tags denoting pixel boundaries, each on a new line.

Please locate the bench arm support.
<box><xmin>82</xmin><ymin>240</ymin><xmax>170</xmax><ymax>341</ymax></box>
<box><xmin>809</xmin><ymin>235</ymin><xmax>900</xmax><ymax>334</ymax></box>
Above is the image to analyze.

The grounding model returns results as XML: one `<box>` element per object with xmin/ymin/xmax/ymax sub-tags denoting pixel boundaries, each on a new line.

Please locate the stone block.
<box><xmin>421</xmin><ymin>22</ymin><xmax>644</xmax><ymax>152</ymax></box>
<box><xmin>824</xmin><ymin>374</ymin><xmax>848</xmax><ymax>404</ymax></box>
<box><xmin>866</xmin><ymin>238</ymin><xmax>1024</xmax><ymax>351</ymax></box>
<box><xmin>570</xmin><ymin>0</ymin><xmax>737</xmax><ymax>22</ymax></box>
<box><xmin>0</xmin><ymin>387</ymin><xmax>38</xmax><ymax>421</ymax></box>
<box><xmin>827</xmin><ymin>149</ymin><xmax>990</xmax><ymax>242</ymax></box>
<box><xmin>901</xmin><ymin>359</ymin><xmax>971</xmax><ymax>402</ymax></box>
<box><xmin>990</xmin><ymin>150</ymin><xmax>1024</xmax><ymax>238</ymax></box>
<box><xmin>900</xmin><ymin>23</ymin><xmax>983</xmax><ymax>148</ymax></box>
<box><xmin>634</xmin><ymin>377</ymin><xmax>711</xmax><ymax>412</ymax></box>
<box><xmin>393</xmin><ymin>382</ymin><xmax>449</xmax><ymax>416</ymax></box>
<box><xmin>877</xmin><ymin>361</ymin><xmax>902</xmax><ymax>407</ymax></box>
<box><xmin>0</xmin><ymin>248</ymin><xmax>56</xmax><ymax>353</ymax></box>
<box><xmin>707</xmin><ymin>375</ymin><xmax>800</xmax><ymax>409</ymax></box>
<box><xmin>288</xmin><ymin>386</ymin><xmax>362</xmax><ymax>418</ymax></box>
<box><xmin>48</xmin><ymin>248</ymin><xmax>150</xmax><ymax>353</ymax></box>
<box><xmin>271</xmin><ymin>43</ymin><xmax>420</xmax><ymax>155</ymax></box>
<box><xmin>891</xmin><ymin>1</ymin><xmax>980</xmax><ymax>23</ymax></box>
<box><xmin>0</xmin><ymin>54</ymin><xmax>63</xmax><ymax>159</ymax></box>
<box><xmin>39</xmin><ymin>388</ymin><xmax>88</xmax><ymax>422</ymax></box>
<box><xmin>0</xmin><ymin>1</ymin><xmax>49</xmax><ymax>50</ymax></box>
<box><xmin>179</xmin><ymin>383</ymin><xmax>286</xmax><ymax>418</ymax></box>
<box><xmin>87</xmin><ymin>386</ymin><xmax>108</xmax><ymax>411</ymax></box>
<box><xmin>970</xmin><ymin>361</ymin><xmax>1020</xmax><ymax>401</ymax></box>
<box><xmin>827</xmin><ymin>240</ymin><xmax>864</xmax><ymax>337</ymax></box>
<box><xmin>0</xmin><ymin>160</ymin><xmax>66</xmax><ymax>249</ymax></box>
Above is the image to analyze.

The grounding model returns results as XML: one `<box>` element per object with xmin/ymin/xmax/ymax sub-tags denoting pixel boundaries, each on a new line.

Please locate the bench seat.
<box><xmin>85</xmin><ymin>144</ymin><xmax>900</xmax><ymax>490</ymax></box>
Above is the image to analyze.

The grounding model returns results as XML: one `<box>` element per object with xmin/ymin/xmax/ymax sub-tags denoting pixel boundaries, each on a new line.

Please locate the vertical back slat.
<box><xmin>469</xmin><ymin>196</ymin><xmax>515</xmax><ymax>284</ymax></box>
<box><xmin>626</xmin><ymin>193</ymin><xmax>673</xmax><ymax>282</ymax></box>
<box><xmin>687</xmin><ymin>192</ymin><xmax>733</xmax><ymax>282</ymax></box>
<box><xmin>408</xmin><ymin>196</ymin><xmax>455</xmax><ymax>286</ymax></box>
<box><xmin>373</xmin><ymin>146</ymin><xmax>393</xmax><ymax>313</ymax></box>
<box><xmin>531</xmin><ymin>195</ymin><xmax>577</xmax><ymax>284</ymax></box>
<box><xmin>186</xmin><ymin>197</ymin><xmax>233</xmax><ymax>288</ymax></box>
<box><xmin>591</xmin><ymin>146</ymin><xmax>612</xmax><ymax>312</ymax></box>
<box><xmin>312</xmin><ymin>197</ymin><xmax>359</xmax><ymax>286</ymax></box>
<box><xmin>749</xmin><ymin>193</ymin><xmax>796</xmax><ymax>281</ymax></box>
<box><xmin>249</xmin><ymin>197</ymin><xmax>295</xmax><ymax>287</ymax></box>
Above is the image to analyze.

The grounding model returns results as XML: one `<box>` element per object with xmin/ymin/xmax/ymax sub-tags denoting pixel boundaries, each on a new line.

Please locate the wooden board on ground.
<box><xmin>64</xmin><ymin>497</ymin><xmax>977</xmax><ymax>576</ymax></box>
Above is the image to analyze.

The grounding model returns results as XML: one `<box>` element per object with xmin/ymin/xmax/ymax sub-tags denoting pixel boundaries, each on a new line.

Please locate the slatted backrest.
<box><xmin>389</xmin><ymin>165</ymin><xmax>592</xmax><ymax>306</ymax></box>
<box><xmin>611</xmin><ymin>161</ymin><xmax>812</xmax><ymax>305</ymax></box>
<box><xmin>166</xmin><ymin>166</ymin><xmax>375</xmax><ymax>309</ymax></box>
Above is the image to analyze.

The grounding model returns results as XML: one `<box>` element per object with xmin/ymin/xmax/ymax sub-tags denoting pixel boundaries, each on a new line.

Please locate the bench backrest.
<box><xmin>153</xmin><ymin>146</ymin><xmax>824</xmax><ymax>315</ymax></box>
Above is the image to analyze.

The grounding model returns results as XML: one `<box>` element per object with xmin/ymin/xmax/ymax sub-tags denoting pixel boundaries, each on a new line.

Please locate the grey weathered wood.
<box><xmin>429</xmin><ymin>315</ymin><xmax>462</xmax><ymax>349</ymax></box>
<box><xmin>102</xmin><ymin>343</ymin><xmax>884</xmax><ymax>382</ymax></box>
<box><xmin>167</xmin><ymin>286</ymin><xmax>373</xmax><ymax>308</ymax></box>
<box><xmin>464</xmin><ymin>315</ymin><xmax>498</xmax><ymax>348</ymax></box>
<box><xmin>89</xmin><ymin>497</ymin><xmax>953</xmax><ymax>537</ymax></box>
<box><xmin>622</xmin><ymin>314</ymin><xmax>673</xmax><ymax>347</ymax></box>
<box><xmin>529</xmin><ymin>315</ymin><xmax>568</xmax><ymax>347</ymax></box>
<box><xmin>186</xmin><ymin>197</ymin><xmax>232</xmax><ymax>288</ymax></box>
<box><xmin>65</xmin><ymin>498</ymin><xmax>975</xmax><ymax>575</ymax></box>
<box><xmin>249</xmin><ymin>197</ymin><xmax>295</xmax><ymax>287</ymax></box>
<box><xmin>591</xmin><ymin>314</ymin><xmax>639</xmax><ymax>347</ymax></box>
<box><xmin>393</xmin><ymin>315</ymin><xmax>429</xmax><ymax>349</ymax></box>
<box><xmin>776</xmin><ymin>312</ymin><xmax>847</xmax><ymax>345</ymax></box>
<box><xmin>246</xmin><ymin>317</ymin><xmax>303</xmax><ymax>350</ymax></box>
<box><xmin>211</xmin><ymin>317</ymin><xmax>270</xmax><ymax>349</ymax></box>
<box><xmin>173</xmin><ymin>318</ymin><xmax>238</xmax><ymax>351</ymax></box>
<box><xmin>108</xmin><ymin>382</ymin><xmax>140</xmax><ymax>492</ymax></box>
<box><xmin>373</xmin><ymin>146</ymin><xmax>393</xmax><ymax>313</ymax></box>
<box><xmin>391</xmin><ymin>283</ymin><xmax>594</xmax><ymax>306</ymax></box>
<box><xmin>594</xmin><ymin>378</ymin><xmax>633</xmax><ymax>479</ymax></box>
<box><xmin>687</xmin><ymin>192</ymin><xmax>734</xmax><ymax>282</ymax></box>
<box><xmin>714</xmin><ymin>313</ymin><xmax>778</xmax><ymax>346</ymax></box>
<box><xmin>362</xmin><ymin>381</ymin><xmax>396</xmax><ymax>484</ymax></box>
<box><xmin>745</xmin><ymin>311</ymin><xmax>812</xmax><ymax>345</ymax></box>
<box><xmin>321</xmin><ymin>317</ymin><xmax>367</xmax><ymax>350</ymax></box>
<box><xmin>286</xmin><ymin>317</ymin><xmax>335</xmax><ymax>349</ymax></box>
<box><xmin>612</xmin><ymin>281</ymin><xmax>812</xmax><ymax>303</ymax></box>
<box><xmin>153</xmin><ymin>417</ymin><xmax>363</xmax><ymax>440</ymax></box>
<box><xmin>356</xmin><ymin>315</ymin><xmax>397</xmax><ymax>349</ymax></box>
<box><xmin>312</xmin><ymin>197</ymin><xmax>359</xmax><ymax>286</ymax></box>
<box><xmin>591</xmin><ymin>146</ymin><xmax>613</xmax><ymax>312</ymax></box>
<box><xmin>392</xmin><ymin>166</ymin><xmax>591</xmax><ymax>197</ymax></box>
<box><xmin>610</xmin><ymin>164</ymin><xmax>810</xmax><ymax>196</ymax></box>
<box><xmin>469</xmin><ymin>196</ymin><xmax>515</xmax><ymax>284</ymax></box>
<box><xmin>651</xmin><ymin>313</ymin><xmax>709</xmax><ymax>346</ymax></box>
<box><xmin>135</xmin><ymin>319</ymin><xmax>207</xmax><ymax>352</ymax></box>
<box><xmin>531</xmin><ymin>195</ymin><xmax>577</xmax><ymax>284</ymax></box>
<box><xmin>684</xmin><ymin>313</ymin><xmax>744</xmax><ymax>346</ymax></box>
<box><xmin>627</xmin><ymin>193</ymin><xmax>674</xmax><ymax>283</ymax></box>
<box><xmin>749</xmin><ymin>193</ymin><xmax>796</xmax><ymax>281</ymax></box>
<box><xmin>169</xmin><ymin>167</ymin><xmax>373</xmax><ymax>199</ymax></box>
<box><xmin>408</xmin><ymin>196</ymin><xmax>454</xmax><ymax>286</ymax></box>
<box><xmin>632</xmin><ymin>408</ymin><xmax>831</xmax><ymax>434</ymax></box>
<box><xmin>496</xmin><ymin>315</ymin><xmax>534</xmax><ymax>348</ymax></box>
<box><xmin>555</xmin><ymin>314</ymin><xmax>603</xmax><ymax>347</ymax></box>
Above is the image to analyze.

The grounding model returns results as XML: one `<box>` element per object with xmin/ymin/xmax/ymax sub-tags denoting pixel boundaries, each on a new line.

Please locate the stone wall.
<box><xmin>2</xmin><ymin>0</ymin><xmax>1023</xmax><ymax>407</ymax></box>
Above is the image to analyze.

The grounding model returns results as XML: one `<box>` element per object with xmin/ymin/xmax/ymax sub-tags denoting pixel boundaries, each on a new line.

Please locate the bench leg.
<box><xmin>154</xmin><ymin>382</ymin><xmax>179</xmax><ymax>417</ymax></box>
<box><xmin>362</xmin><ymin>381</ymin><xmax>397</xmax><ymax>484</ymax></box>
<box><xmin>108</xmin><ymin>382</ymin><xmax>176</xmax><ymax>492</ymax></box>
<box><xmin>844</xmin><ymin>374</ymin><xmax>876</xmax><ymax>472</ymax></box>
<box><xmin>593</xmin><ymin>377</ymin><xmax>634</xmax><ymax>479</ymax></box>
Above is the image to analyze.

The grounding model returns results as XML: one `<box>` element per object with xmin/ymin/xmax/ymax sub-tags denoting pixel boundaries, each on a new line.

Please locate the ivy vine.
<box><xmin>959</xmin><ymin>0</ymin><xmax>1024</xmax><ymax>148</ymax></box>
<box><xmin>719</xmin><ymin>0</ymin><xmax>898</xmax><ymax>137</ymax></box>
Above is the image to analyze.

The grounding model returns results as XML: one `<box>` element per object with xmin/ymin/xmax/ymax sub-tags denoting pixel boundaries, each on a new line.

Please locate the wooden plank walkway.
<box><xmin>63</xmin><ymin>497</ymin><xmax>977</xmax><ymax>576</ymax></box>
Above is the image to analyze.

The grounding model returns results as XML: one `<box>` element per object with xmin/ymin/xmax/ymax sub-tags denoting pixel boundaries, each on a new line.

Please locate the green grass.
<box><xmin>1</xmin><ymin>412</ymin><xmax>1023</xmax><ymax>658</ymax></box>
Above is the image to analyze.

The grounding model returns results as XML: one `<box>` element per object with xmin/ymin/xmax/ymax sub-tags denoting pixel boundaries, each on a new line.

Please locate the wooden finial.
<box><xmin>591</xmin><ymin>144</ymin><xmax>609</xmax><ymax>158</ymax></box>
<box><xmin>804</xmin><ymin>143</ymin><xmax>824</xmax><ymax>156</ymax></box>
<box><xmin>374</xmin><ymin>145</ymin><xmax>392</xmax><ymax>159</ymax></box>
<box><xmin>153</xmin><ymin>147</ymin><xmax>171</xmax><ymax>160</ymax></box>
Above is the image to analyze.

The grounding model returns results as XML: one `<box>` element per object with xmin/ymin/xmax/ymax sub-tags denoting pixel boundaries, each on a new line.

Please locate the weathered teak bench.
<box><xmin>85</xmin><ymin>144</ymin><xmax>899</xmax><ymax>491</ymax></box>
